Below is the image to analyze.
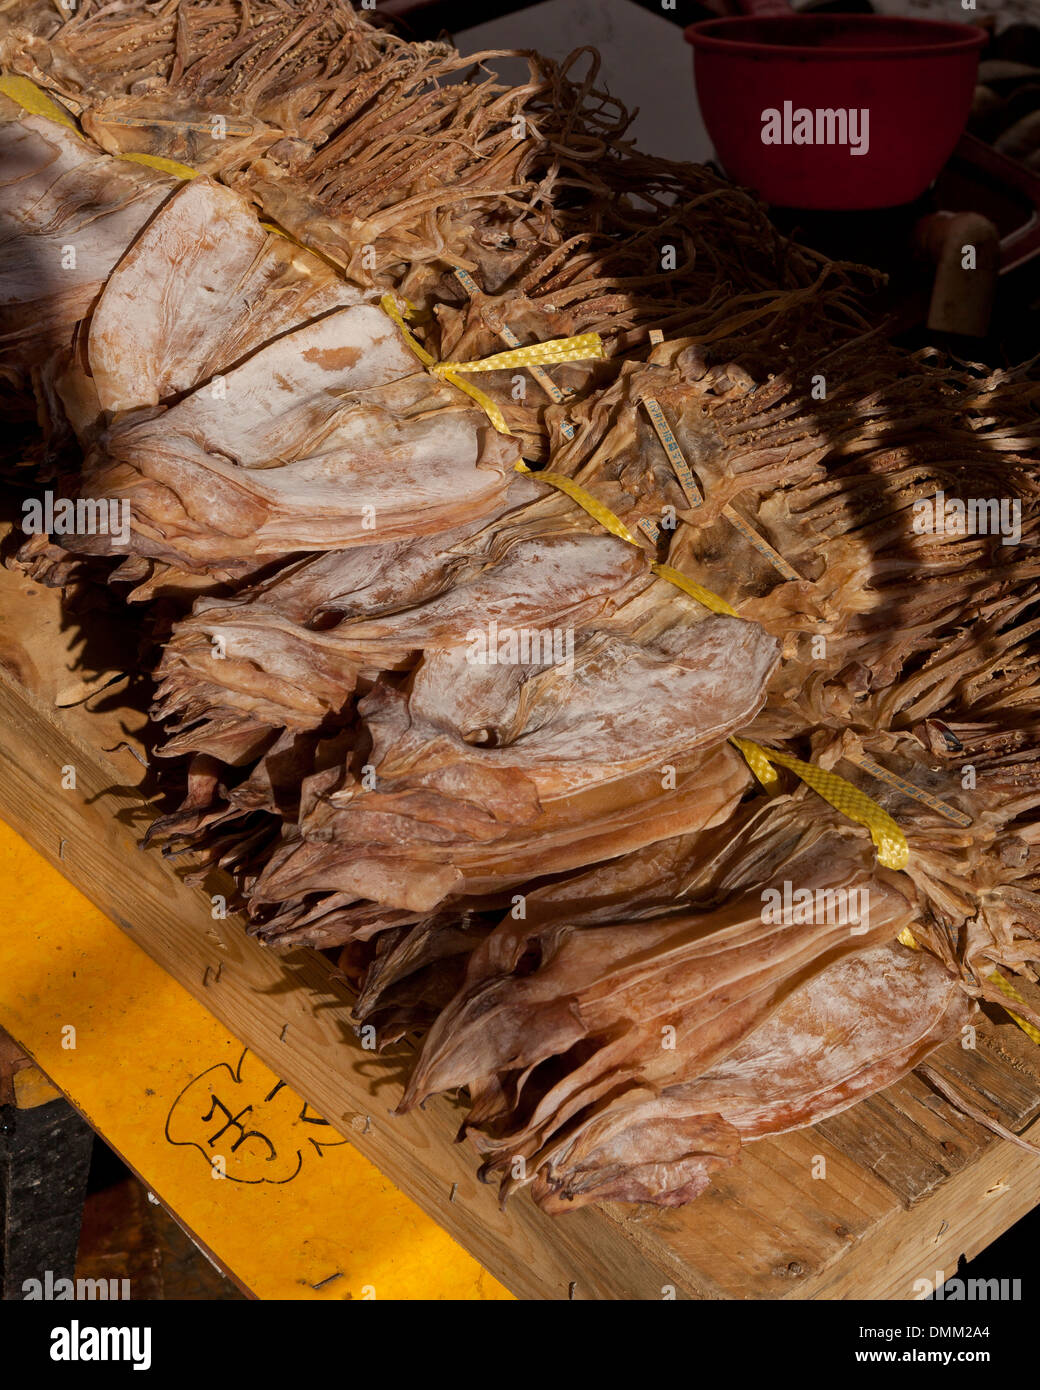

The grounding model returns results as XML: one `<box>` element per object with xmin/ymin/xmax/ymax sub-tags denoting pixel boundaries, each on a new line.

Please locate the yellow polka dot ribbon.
<box><xmin>730</xmin><ymin>738</ymin><xmax>910</xmax><ymax>872</ymax></box>
<box><xmin>515</xmin><ymin>463</ymin><xmax>645</xmax><ymax>547</ymax></box>
<box><xmin>381</xmin><ymin>295</ymin><xmax>604</xmax><ymax>437</ymax></box>
<box><xmin>433</xmin><ymin>332</ymin><xmax>605</xmax><ymax>376</ymax></box>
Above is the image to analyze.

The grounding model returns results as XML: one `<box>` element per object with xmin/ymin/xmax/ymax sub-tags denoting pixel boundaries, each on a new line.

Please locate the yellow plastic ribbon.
<box><xmin>0</xmin><ymin>73</ymin><xmax>79</xmax><ymax>130</ymax></box>
<box><xmin>515</xmin><ymin>461</ymin><xmax>911</xmax><ymax>872</ymax></box>
<box><xmin>401</xmin><ymin>297</ymin><xmax>431</xmax><ymax>325</ymax></box>
<box><xmin>380</xmin><ymin>296</ymin><xmax>604</xmax><ymax>438</ymax></box>
<box><xmin>731</xmin><ymin>738</ymin><xmax>910</xmax><ymax>872</ymax></box>
<box><xmin>433</xmin><ymin>332</ymin><xmax>605</xmax><ymax>377</ymax></box>
<box><xmin>514</xmin><ymin>461</ymin><xmax>738</xmax><ymax>615</ymax></box>
<box><xmin>901</xmin><ymin>930</ymin><xmax>1040</xmax><ymax>1046</ymax></box>
<box><xmin>381</xmin><ymin>293</ymin><xmax>512</xmax><ymax>434</ymax></box>
<box><xmin>515</xmin><ymin>462</ymin><xmax>644</xmax><ymax>546</ymax></box>
<box><xmin>117</xmin><ymin>151</ymin><xmax>199</xmax><ymax>181</ymax></box>
<box><xmin>732</xmin><ymin>737</ymin><xmax>782</xmax><ymax>792</ymax></box>
<box><xmin>1</xmin><ymin>73</ymin><xmax>199</xmax><ymax>182</ymax></box>
<box><xmin>649</xmin><ymin>561</ymin><xmax>738</xmax><ymax>618</ymax></box>
<box><xmin>453</xmin><ymin>267</ymin><xmax>577</xmax><ymax>436</ymax></box>
<box><xmin>986</xmin><ymin>969</ymin><xmax>1040</xmax><ymax>1046</ymax></box>
<box><xmin>379</xmin><ymin>294</ymin><xmax>437</xmax><ymax>367</ymax></box>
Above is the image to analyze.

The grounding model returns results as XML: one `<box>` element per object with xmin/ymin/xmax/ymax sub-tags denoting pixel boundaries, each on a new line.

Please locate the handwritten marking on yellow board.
<box><xmin>165</xmin><ymin>1049</ymin><xmax>347</xmax><ymax>1185</ymax></box>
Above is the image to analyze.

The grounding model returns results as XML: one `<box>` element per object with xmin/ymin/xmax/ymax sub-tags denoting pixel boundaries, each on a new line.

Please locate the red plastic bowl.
<box><xmin>685</xmin><ymin>16</ymin><xmax>986</xmax><ymax>209</ymax></box>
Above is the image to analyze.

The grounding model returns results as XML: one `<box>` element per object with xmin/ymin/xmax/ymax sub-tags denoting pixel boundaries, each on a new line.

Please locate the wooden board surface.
<box><xmin>1</xmin><ymin>533</ymin><xmax>1039</xmax><ymax>1299</ymax></box>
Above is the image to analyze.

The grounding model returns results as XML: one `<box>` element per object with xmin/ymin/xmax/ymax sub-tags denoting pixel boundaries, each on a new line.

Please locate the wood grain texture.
<box><xmin>0</xmin><ymin>540</ymin><xmax>1038</xmax><ymax>1300</ymax></box>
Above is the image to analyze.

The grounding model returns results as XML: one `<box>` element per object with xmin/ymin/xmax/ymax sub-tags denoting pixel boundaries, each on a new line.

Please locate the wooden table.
<box><xmin>1</xmin><ymin>535</ymin><xmax>1039</xmax><ymax>1299</ymax></box>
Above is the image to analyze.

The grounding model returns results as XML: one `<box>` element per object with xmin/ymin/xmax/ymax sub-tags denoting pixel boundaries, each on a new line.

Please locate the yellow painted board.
<box><xmin>0</xmin><ymin>818</ymin><xmax>510</xmax><ymax>1301</ymax></box>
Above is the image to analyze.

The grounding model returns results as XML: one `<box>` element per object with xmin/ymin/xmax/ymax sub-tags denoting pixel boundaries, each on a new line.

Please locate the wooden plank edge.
<box><xmin>799</xmin><ymin>1119</ymin><xmax>1040</xmax><ymax>1299</ymax></box>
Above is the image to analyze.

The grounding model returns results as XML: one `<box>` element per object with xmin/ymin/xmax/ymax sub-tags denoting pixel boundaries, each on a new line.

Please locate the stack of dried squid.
<box><xmin>3</xmin><ymin>0</ymin><xmax>1040</xmax><ymax>1213</ymax></box>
